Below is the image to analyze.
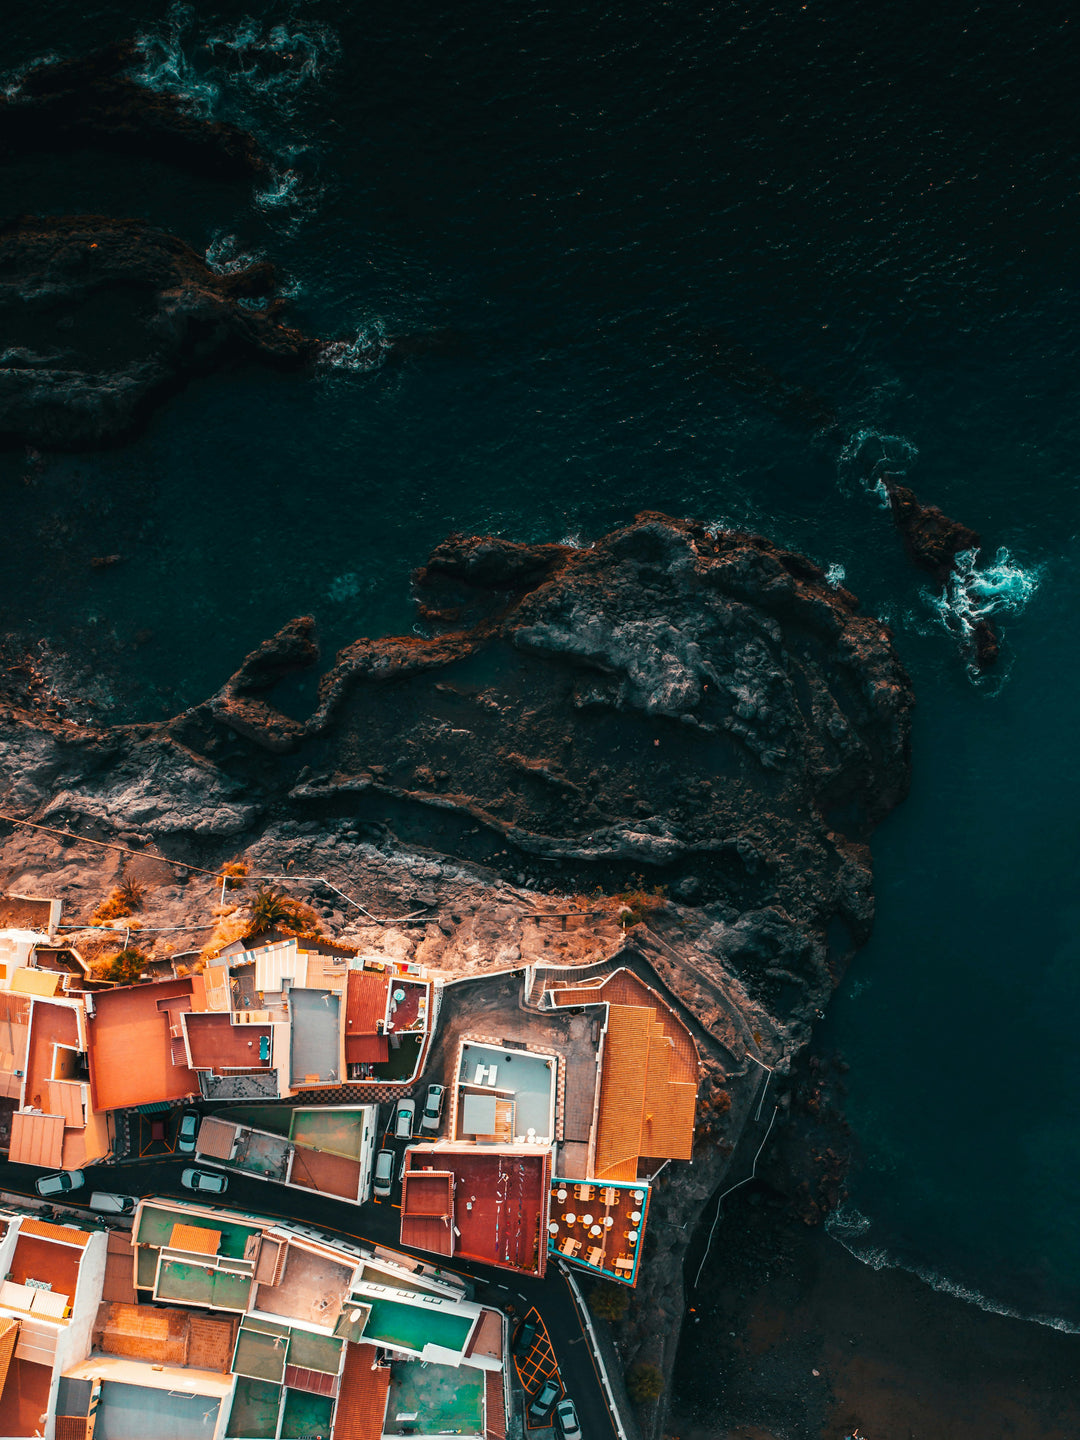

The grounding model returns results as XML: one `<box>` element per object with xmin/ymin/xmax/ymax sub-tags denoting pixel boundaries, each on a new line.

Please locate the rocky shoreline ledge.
<box><xmin>0</xmin><ymin>512</ymin><xmax>913</xmax><ymax>1434</ymax></box>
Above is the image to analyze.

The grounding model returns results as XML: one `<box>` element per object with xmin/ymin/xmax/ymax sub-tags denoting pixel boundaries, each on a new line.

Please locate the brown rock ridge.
<box><xmin>0</xmin><ymin>215</ymin><xmax>319</xmax><ymax>448</ymax></box>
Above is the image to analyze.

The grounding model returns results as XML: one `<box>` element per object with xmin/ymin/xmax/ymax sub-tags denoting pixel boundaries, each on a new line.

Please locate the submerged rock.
<box><xmin>0</xmin><ymin>215</ymin><xmax>319</xmax><ymax>447</ymax></box>
<box><xmin>0</xmin><ymin>42</ymin><xmax>266</xmax><ymax>179</ymax></box>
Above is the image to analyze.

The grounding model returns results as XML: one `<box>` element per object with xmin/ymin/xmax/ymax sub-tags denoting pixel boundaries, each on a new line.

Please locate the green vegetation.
<box><xmin>589</xmin><ymin>1281</ymin><xmax>629</xmax><ymax>1322</ymax></box>
<box><xmin>246</xmin><ymin>884</ymin><xmax>323</xmax><ymax>939</ymax></box>
<box><xmin>613</xmin><ymin>880</ymin><xmax>668</xmax><ymax>928</ymax></box>
<box><xmin>627</xmin><ymin>1361</ymin><xmax>665</xmax><ymax>1404</ymax></box>
<box><xmin>105</xmin><ymin>947</ymin><xmax>150</xmax><ymax>984</ymax></box>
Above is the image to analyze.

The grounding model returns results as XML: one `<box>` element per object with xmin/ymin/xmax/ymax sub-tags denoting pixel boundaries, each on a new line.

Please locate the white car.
<box><xmin>394</xmin><ymin>1099</ymin><xmax>415</xmax><ymax>1138</ymax></box>
<box><xmin>177</xmin><ymin>1110</ymin><xmax>199</xmax><ymax>1154</ymax></box>
<box><xmin>421</xmin><ymin>1084</ymin><xmax>445</xmax><ymax>1131</ymax></box>
<box><xmin>373</xmin><ymin>1148</ymin><xmax>395</xmax><ymax>1199</ymax></box>
<box><xmin>554</xmin><ymin>1398</ymin><xmax>581</xmax><ymax>1440</ymax></box>
<box><xmin>35</xmin><ymin>1170</ymin><xmax>85</xmax><ymax>1198</ymax></box>
<box><xmin>180</xmin><ymin>1167</ymin><xmax>228</xmax><ymax>1195</ymax></box>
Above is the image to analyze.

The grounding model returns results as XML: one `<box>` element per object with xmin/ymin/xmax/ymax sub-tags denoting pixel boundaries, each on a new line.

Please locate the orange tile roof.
<box><xmin>485</xmin><ymin>1369</ymin><xmax>506</xmax><ymax>1440</ymax></box>
<box><xmin>0</xmin><ymin>1317</ymin><xmax>17</xmax><ymax>1398</ymax></box>
<box><xmin>19</xmin><ymin>1217</ymin><xmax>91</xmax><ymax>1248</ymax></box>
<box><xmin>168</xmin><ymin>1223</ymin><xmax>221</xmax><ymax>1256</ymax></box>
<box><xmin>43</xmin><ymin>1080</ymin><xmax>85</xmax><ymax>1129</ymax></box>
<box><xmin>335</xmin><ymin>1343</ymin><xmax>390</xmax><ymax>1440</ymax></box>
<box><xmin>8</xmin><ymin>1112</ymin><xmax>65</xmax><ymax>1169</ymax></box>
<box><xmin>54</xmin><ymin>1420</ymin><xmax>88</xmax><ymax>1440</ymax></box>
<box><xmin>593</xmin><ymin>1006</ymin><xmax>651</xmax><ymax>1181</ymax></box>
<box><xmin>592</xmin><ymin>999</ymin><xmax>696</xmax><ymax>1181</ymax></box>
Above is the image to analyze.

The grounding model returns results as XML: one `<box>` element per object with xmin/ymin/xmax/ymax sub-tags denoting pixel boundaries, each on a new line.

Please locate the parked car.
<box><xmin>527</xmin><ymin>1377</ymin><xmax>561</xmax><ymax>1423</ymax></box>
<box><xmin>394</xmin><ymin>1098</ymin><xmax>415</xmax><ymax>1138</ymax></box>
<box><xmin>421</xmin><ymin>1083</ymin><xmax>445</xmax><ymax>1132</ymax></box>
<box><xmin>373</xmin><ymin>1147</ymin><xmax>396</xmax><ymax>1198</ymax></box>
<box><xmin>35</xmin><ymin>1170</ymin><xmax>85</xmax><ymax>1198</ymax></box>
<box><xmin>89</xmin><ymin>1191</ymin><xmax>137</xmax><ymax>1215</ymax></box>
<box><xmin>180</xmin><ymin>1167</ymin><xmax>228</xmax><ymax>1195</ymax></box>
<box><xmin>177</xmin><ymin>1109</ymin><xmax>199</xmax><ymax>1154</ymax></box>
<box><xmin>554</xmin><ymin>1398</ymin><xmax>581</xmax><ymax>1440</ymax></box>
<box><xmin>512</xmin><ymin>1315</ymin><xmax>539</xmax><ymax>1356</ymax></box>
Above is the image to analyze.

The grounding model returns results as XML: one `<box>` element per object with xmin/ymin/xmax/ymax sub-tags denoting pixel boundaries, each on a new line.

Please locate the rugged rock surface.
<box><xmin>0</xmin><ymin>42</ymin><xmax>266</xmax><ymax>179</ymax></box>
<box><xmin>0</xmin><ymin>215</ymin><xmax>319</xmax><ymax>447</ymax></box>
<box><xmin>0</xmin><ymin>512</ymin><xmax>914</xmax><ymax>1433</ymax></box>
<box><xmin>883</xmin><ymin>480</ymin><xmax>1000</xmax><ymax>670</ymax></box>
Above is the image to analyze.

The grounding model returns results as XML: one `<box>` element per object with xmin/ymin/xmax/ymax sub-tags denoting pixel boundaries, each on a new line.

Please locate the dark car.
<box><xmin>513</xmin><ymin>1315</ymin><xmax>539</xmax><ymax>1356</ymax></box>
<box><xmin>527</xmin><ymin>1377</ymin><xmax>561</xmax><ymax>1424</ymax></box>
<box><xmin>554</xmin><ymin>1398</ymin><xmax>581</xmax><ymax>1440</ymax></box>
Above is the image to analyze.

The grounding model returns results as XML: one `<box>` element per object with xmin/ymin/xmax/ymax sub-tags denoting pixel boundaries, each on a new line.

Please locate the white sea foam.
<box><xmin>925</xmin><ymin>546</ymin><xmax>1042</xmax><ymax>648</ymax></box>
<box><xmin>319</xmin><ymin>323</ymin><xmax>393</xmax><ymax>374</ymax></box>
<box><xmin>826</xmin><ymin>1205</ymin><xmax>1080</xmax><ymax>1333</ymax></box>
<box><xmin>825</xmin><ymin>562</ymin><xmax>846</xmax><ymax>588</ymax></box>
<box><xmin>204</xmin><ymin>232</ymin><xmax>263</xmax><ymax>275</ymax></box>
<box><xmin>838</xmin><ymin>428</ymin><xmax>919</xmax><ymax>507</ymax></box>
<box><xmin>1</xmin><ymin>51</ymin><xmax>61</xmax><ymax>100</ymax></box>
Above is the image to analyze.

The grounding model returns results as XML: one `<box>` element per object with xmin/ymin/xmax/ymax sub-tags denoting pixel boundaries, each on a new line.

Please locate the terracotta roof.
<box><xmin>94</xmin><ymin>1302</ymin><xmax>189</xmax><ymax>1365</ymax></box>
<box><xmin>168</xmin><ymin>1223</ymin><xmax>221</xmax><ymax>1256</ymax></box>
<box><xmin>43</xmin><ymin>1080</ymin><xmax>86</xmax><ymax>1129</ymax></box>
<box><xmin>8</xmin><ymin>1111</ymin><xmax>65</xmax><ymax>1169</ymax></box>
<box><xmin>593</xmin><ymin>1006</ymin><xmax>652</xmax><ymax>1181</ymax></box>
<box><xmin>485</xmin><ymin>1369</ymin><xmax>506</xmax><ymax>1440</ymax></box>
<box><xmin>335</xmin><ymin>1342</ymin><xmax>390</xmax><ymax>1440</ymax></box>
<box><xmin>0</xmin><ymin>1316</ymin><xmax>17</xmax><ymax>1398</ymax></box>
<box><xmin>102</xmin><ymin>1232</ymin><xmax>136</xmax><ymax>1305</ymax></box>
<box><xmin>187</xmin><ymin>1312</ymin><xmax>237</xmax><ymax>1373</ymax></box>
<box><xmin>54</xmin><ymin>1420</ymin><xmax>88</xmax><ymax>1440</ymax></box>
<box><xmin>195</xmin><ymin>1116</ymin><xmax>239</xmax><ymax>1160</ymax></box>
<box><xmin>19</xmin><ymin>1217</ymin><xmax>91</xmax><ymax>1248</ymax></box>
<box><xmin>344</xmin><ymin>971</ymin><xmax>390</xmax><ymax>1065</ymax></box>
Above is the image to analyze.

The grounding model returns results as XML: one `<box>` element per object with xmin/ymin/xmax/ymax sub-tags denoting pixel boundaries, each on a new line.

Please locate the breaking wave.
<box><xmin>926</xmin><ymin>546</ymin><xmax>1042</xmax><ymax>646</ymax></box>
<box><xmin>824</xmin><ymin>561</ymin><xmax>846</xmax><ymax>588</ymax></box>
<box><xmin>319</xmin><ymin>323</ymin><xmax>393</xmax><ymax>374</ymax></box>
<box><xmin>204</xmin><ymin>232</ymin><xmax>263</xmax><ymax>275</ymax></box>
<box><xmin>132</xmin><ymin>3</ymin><xmax>340</xmax><ymax>118</ymax></box>
<box><xmin>838</xmin><ymin>428</ymin><xmax>919</xmax><ymax>507</ymax></box>
<box><xmin>1</xmin><ymin>51</ymin><xmax>61</xmax><ymax>100</ymax></box>
<box><xmin>826</xmin><ymin>1205</ymin><xmax>1080</xmax><ymax>1334</ymax></box>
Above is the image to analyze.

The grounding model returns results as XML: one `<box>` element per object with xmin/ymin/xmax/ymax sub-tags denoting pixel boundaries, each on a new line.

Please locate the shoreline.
<box><xmin>671</xmin><ymin>1185</ymin><xmax>1080</xmax><ymax>1440</ymax></box>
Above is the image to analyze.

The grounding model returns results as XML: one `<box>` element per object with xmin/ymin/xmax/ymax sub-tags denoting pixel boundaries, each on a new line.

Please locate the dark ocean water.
<box><xmin>4</xmin><ymin>0</ymin><xmax>1080</xmax><ymax>1348</ymax></box>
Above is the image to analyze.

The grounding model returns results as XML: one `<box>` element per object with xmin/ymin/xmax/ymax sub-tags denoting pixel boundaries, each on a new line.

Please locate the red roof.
<box><xmin>344</xmin><ymin>971</ymin><xmax>389</xmax><ymax>1065</ymax></box>
<box><xmin>402</xmin><ymin>1147</ymin><xmax>550</xmax><ymax>1277</ymax></box>
<box><xmin>335</xmin><ymin>1343</ymin><xmax>390</xmax><ymax>1440</ymax></box>
<box><xmin>400</xmin><ymin>1172</ymin><xmax>454</xmax><ymax>1257</ymax></box>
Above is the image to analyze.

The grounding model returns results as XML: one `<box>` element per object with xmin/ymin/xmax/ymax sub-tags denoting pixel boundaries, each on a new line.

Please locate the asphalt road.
<box><xmin>0</xmin><ymin>1153</ymin><xmax>621</xmax><ymax>1440</ymax></box>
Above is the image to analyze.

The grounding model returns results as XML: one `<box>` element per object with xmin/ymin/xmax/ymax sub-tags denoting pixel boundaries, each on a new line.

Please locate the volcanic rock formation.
<box><xmin>0</xmin><ymin>215</ymin><xmax>319</xmax><ymax>448</ymax></box>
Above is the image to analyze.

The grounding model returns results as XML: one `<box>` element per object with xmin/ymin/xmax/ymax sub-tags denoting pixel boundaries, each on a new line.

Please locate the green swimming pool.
<box><xmin>362</xmin><ymin>1297</ymin><xmax>472</xmax><ymax>1355</ymax></box>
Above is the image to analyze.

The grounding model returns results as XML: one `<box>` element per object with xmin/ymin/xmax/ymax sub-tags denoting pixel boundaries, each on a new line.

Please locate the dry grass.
<box><xmin>90</xmin><ymin>878</ymin><xmax>146</xmax><ymax>925</ymax></box>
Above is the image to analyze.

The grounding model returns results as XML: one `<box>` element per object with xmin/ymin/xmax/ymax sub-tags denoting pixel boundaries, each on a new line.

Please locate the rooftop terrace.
<box><xmin>88</xmin><ymin>980</ymin><xmax>198</xmax><ymax>1112</ymax></box>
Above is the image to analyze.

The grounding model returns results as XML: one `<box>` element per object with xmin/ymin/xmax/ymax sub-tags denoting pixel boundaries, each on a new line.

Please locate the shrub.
<box><xmin>613</xmin><ymin>881</ymin><xmax>668</xmax><ymax>928</ymax></box>
<box><xmin>219</xmin><ymin>859</ymin><xmax>250</xmax><ymax>891</ymax></box>
<box><xmin>246</xmin><ymin>885</ymin><xmax>323</xmax><ymax>940</ymax></box>
<box><xmin>627</xmin><ymin>1362</ymin><xmax>665</xmax><ymax>1404</ymax></box>
<box><xmin>106</xmin><ymin>947</ymin><xmax>150</xmax><ymax>985</ymax></box>
<box><xmin>589</xmin><ymin>1282</ymin><xmax>629</xmax><ymax>1323</ymax></box>
<box><xmin>91</xmin><ymin>878</ymin><xmax>146</xmax><ymax>925</ymax></box>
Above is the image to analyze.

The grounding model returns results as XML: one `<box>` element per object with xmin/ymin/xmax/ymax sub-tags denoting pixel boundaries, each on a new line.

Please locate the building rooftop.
<box><xmin>24</xmin><ymin>997</ymin><xmax>80</xmax><ymax>1114</ymax></box>
<box><xmin>335</xmin><ymin>1343</ymin><xmax>390</xmax><ymax>1440</ymax></box>
<box><xmin>547</xmin><ymin>1177</ymin><xmax>649</xmax><ymax>1285</ymax></box>
<box><xmin>402</xmin><ymin>1145</ymin><xmax>550</xmax><ymax>1277</ymax></box>
<box><xmin>400</xmin><ymin>1171</ymin><xmax>454</xmax><ymax>1257</ymax></box>
<box><xmin>290</xmin><ymin>988</ymin><xmax>341</xmax><ymax>1087</ymax></box>
<box><xmin>345</xmin><ymin>970</ymin><xmax>390</xmax><ymax>1066</ymax></box>
<box><xmin>253</xmin><ymin>1241</ymin><xmax>355</xmax><ymax>1329</ymax></box>
<box><xmin>87</xmin><ymin>979</ymin><xmax>199</xmax><ymax>1112</ymax></box>
<box><xmin>8</xmin><ymin>1110</ymin><xmax>65</xmax><ymax>1169</ymax></box>
<box><xmin>93</xmin><ymin>1302</ymin><xmax>237</xmax><ymax>1372</ymax></box>
<box><xmin>184</xmin><ymin>1012</ymin><xmax>272</xmax><ymax>1073</ymax></box>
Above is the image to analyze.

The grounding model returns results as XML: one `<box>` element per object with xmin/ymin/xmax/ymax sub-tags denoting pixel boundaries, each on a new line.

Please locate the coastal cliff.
<box><xmin>0</xmin><ymin>512</ymin><xmax>913</xmax><ymax>1430</ymax></box>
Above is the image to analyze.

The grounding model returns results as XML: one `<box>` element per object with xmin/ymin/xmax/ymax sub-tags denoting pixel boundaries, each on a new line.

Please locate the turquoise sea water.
<box><xmin>3</xmin><ymin>0</ymin><xmax>1080</xmax><ymax>1337</ymax></box>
